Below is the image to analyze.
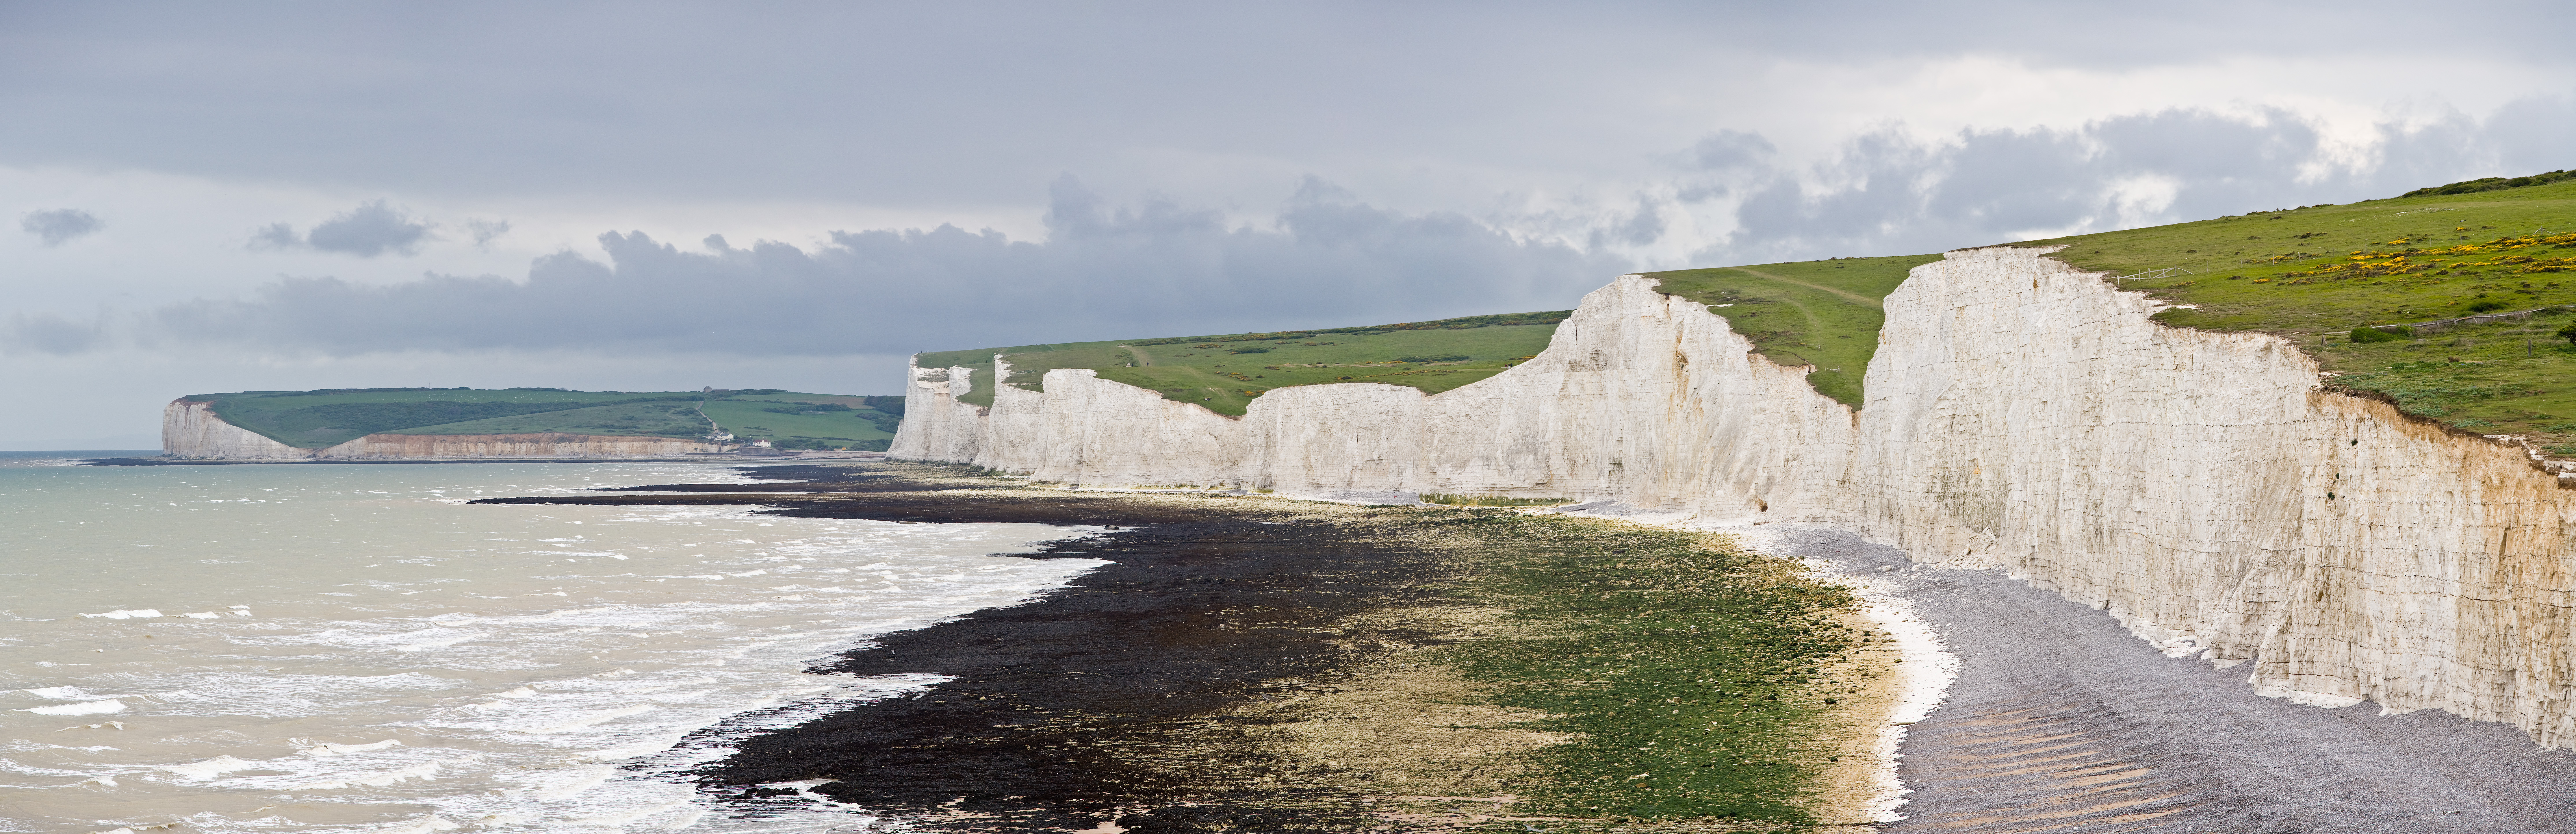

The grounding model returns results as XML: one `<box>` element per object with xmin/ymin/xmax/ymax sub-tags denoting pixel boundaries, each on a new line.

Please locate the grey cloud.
<box><xmin>8</xmin><ymin>4</ymin><xmax>2567</xmax><ymax>207</ymax></box>
<box><xmin>462</xmin><ymin>218</ymin><xmax>511</xmax><ymax>247</ymax></box>
<box><xmin>20</xmin><ymin>209</ymin><xmax>103</xmax><ymax>246</ymax></box>
<box><xmin>2</xmin><ymin>312</ymin><xmax>109</xmax><ymax>355</ymax></box>
<box><xmin>1688</xmin><ymin>130</ymin><xmax>1777</xmax><ymax>172</ymax></box>
<box><xmin>306</xmin><ymin>201</ymin><xmax>434</xmax><ymax>256</ymax></box>
<box><xmin>1590</xmin><ymin>199</ymin><xmax>1665</xmax><ymax>249</ymax></box>
<box><xmin>1675</xmin><ymin>131</ymin><xmax>1779</xmax><ymax>203</ymax></box>
<box><xmin>249</xmin><ymin>222</ymin><xmax>302</xmax><ymax>250</ymax></box>
<box><xmin>252</xmin><ymin>200</ymin><xmax>435</xmax><ymax>257</ymax></box>
<box><xmin>1688</xmin><ymin>101</ymin><xmax>2570</xmax><ymax>266</ymax></box>
<box><xmin>2482</xmin><ymin>94</ymin><xmax>2576</xmax><ymax>176</ymax></box>
<box><xmin>146</xmin><ymin>180</ymin><xmax>1628</xmax><ymax>358</ymax></box>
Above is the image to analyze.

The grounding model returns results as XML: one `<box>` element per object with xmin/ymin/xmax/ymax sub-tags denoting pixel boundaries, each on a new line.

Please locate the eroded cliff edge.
<box><xmin>894</xmin><ymin>246</ymin><xmax>2576</xmax><ymax>748</ymax></box>
<box><xmin>162</xmin><ymin>400</ymin><xmax>719</xmax><ymax>459</ymax></box>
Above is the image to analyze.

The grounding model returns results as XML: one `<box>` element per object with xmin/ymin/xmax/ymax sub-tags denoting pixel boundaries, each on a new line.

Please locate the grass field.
<box><xmin>702</xmin><ymin>397</ymin><xmax>899</xmax><ymax>449</ymax></box>
<box><xmin>399</xmin><ymin>401</ymin><xmax>714</xmax><ymax>438</ymax></box>
<box><xmin>2316</xmin><ymin>324</ymin><xmax>2576</xmax><ymax>446</ymax></box>
<box><xmin>915</xmin><ymin>313</ymin><xmax>1566</xmax><ymax>416</ymax></box>
<box><xmin>1645</xmin><ymin>255</ymin><xmax>1945</xmax><ymax>407</ymax></box>
<box><xmin>2017</xmin><ymin>173</ymin><xmax>2576</xmax><ymax>443</ymax></box>
<box><xmin>188</xmin><ymin>388</ymin><xmax>901</xmax><ymax>450</ymax></box>
<box><xmin>2024</xmin><ymin>177</ymin><xmax>2576</xmax><ymax>334</ymax></box>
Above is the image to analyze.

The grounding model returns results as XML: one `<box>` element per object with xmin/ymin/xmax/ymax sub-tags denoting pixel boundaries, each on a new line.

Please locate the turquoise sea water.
<box><xmin>0</xmin><ymin>453</ymin><xmax>1100</xmax><ymax>833</ymax></box>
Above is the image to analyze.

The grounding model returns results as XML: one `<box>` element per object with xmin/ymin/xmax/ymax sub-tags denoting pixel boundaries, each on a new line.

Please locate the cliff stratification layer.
<box><xmin>893</xmin><ymin>246</ymin><xmax>2576</xmax><ymax>747</ymax></box>
<box><xmin>162</xmin><ymin>400</ymin><xmax>718</xmax><ymax>459</ymax></box>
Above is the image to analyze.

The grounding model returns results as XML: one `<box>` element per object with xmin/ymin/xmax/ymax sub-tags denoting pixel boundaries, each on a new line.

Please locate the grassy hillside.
<box><xmin>2019</xmin><ymin>172</ymin><xmax>2576</xmax><ymax>444</ymax></box>
<box><xmin>915</xmin><ymin>312</ymin><xmax>1567</xmax><ymax>416</ymax></box>
<box><xmin>702</xmin><ymin>395</ymin><xmax>903</xmax><ymax>450</ymax></box>
<box><xmin>395</xmin><ymin>401</ymin><xmax>715</xmax><ymax>438</ymax></box>
<box><xmin>1645</xmin><ymin>255</ymin><xmax>1945</xmax><ymax>407</ymax></box>
<box><xmin>185</xmin><ymin>388</ymin><xmax>902</xmax><ymax>451</ymax></box>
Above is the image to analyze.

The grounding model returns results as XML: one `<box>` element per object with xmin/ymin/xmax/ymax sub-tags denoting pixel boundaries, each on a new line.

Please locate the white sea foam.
<box><xmin>22</xmin><ymin>699</ymin><xmax>125</xmax><ymax>716</ymax></box>
<box><xmin>520</xmin><ymin>704</ymin><xmax>658</xmax><ymax>734</ymax></box>
<box><xmin>299</xmin><ymin>739</ymin><xmax>403</xmax><ymax>756</ymax></box>
<box><xmin>155</xmin><ymin>755</ymin><xmax>264</xmax><ymax>781</ymax></box>
<box><xmin>77</xmin><ymin>609</ymin><xmax>161</xmax><ymax>620</ymax></box>
<box><xmin>374</xmin><ymin>813</ymin><xmax>462</xmax><ymax>834</ymax></box>
<box><xmin>281</xmin><ymin>759</ymin><xmax>454</xmax><ymax>789</ymax></box>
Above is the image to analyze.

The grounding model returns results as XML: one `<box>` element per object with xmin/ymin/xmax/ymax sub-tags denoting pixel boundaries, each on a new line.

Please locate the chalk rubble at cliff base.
<box><xmin>894</xmin><ymin>245</ymin><xmax>2576</xmax><ymax>750</ymax></box>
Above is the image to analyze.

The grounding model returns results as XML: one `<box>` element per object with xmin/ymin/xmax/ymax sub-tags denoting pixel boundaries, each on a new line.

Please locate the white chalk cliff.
<box><xmin>162</xmin><ymin>400</ymin><xmax>719</xmax><ymax>459</ymax></box>
<box><xmin>894</xmin><ymin>246</ymin><xmax>2576</xmax><ymax>747</ymax></box>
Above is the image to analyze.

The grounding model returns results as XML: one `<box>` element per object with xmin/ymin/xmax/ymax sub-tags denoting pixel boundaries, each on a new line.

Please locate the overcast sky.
<box><xmin>5</xmin><ymin>1</ymin><xmax>2572</xmax><ymax>447</ymax></box>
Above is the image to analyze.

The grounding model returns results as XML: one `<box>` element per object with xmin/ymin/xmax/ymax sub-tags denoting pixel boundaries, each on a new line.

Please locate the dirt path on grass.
<box><xmin>1749</xmin><ymin>523</ymin><xmax>2576</xmax><ymax>834</ymax></box>
<box><xmin>1729</xmin><ymin>267</ymin><xmax>1885</xmax><ymax>308</ymax></box>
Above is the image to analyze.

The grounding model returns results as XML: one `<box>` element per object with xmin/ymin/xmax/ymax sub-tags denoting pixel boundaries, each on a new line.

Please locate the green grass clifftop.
<box><xmin>915</xmin><ymin>312</ymin><xmax>1568</xmax><ymax>417</ymax></box>
<box><xmin>2021</xmin><ymin>171</ymin><xmax>2576</xmax><ymax>447</ymax></box>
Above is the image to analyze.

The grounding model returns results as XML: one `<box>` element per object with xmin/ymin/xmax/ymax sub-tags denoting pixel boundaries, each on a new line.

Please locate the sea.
<box><xmin>0</xmin><ymin>451</ymin><xmax>1105</xmax><ymax>833</ymax></box>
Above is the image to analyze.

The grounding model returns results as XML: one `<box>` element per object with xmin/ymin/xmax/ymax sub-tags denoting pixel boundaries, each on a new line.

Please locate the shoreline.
<box><xmin>479</xmin><ymin>463</ymin><xmax>2576</xmax><ymax>830</ymax></box>
<box><xmin>492</xmin><ymin>462</ymin><xmax>1904</xmax><ymax>831</ymax></box>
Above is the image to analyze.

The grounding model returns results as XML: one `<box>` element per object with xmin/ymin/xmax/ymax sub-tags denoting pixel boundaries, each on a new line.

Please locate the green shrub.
<box><xmin>2350</xmin><ymin>326</ymin><xmax>2405</xmax><ymax>343</ymax></box>
<box><xmin>1396</xmin><ymin>353</ymin><xmax>1471</xmax><ymax>363</ymax></box>
<box><xmin>2402</xmin><ymin>169</ymin><xmax>2576</xmax><ymax>198</ymax></box>
<box><xmin>2465</xmin><ymin>300</ymin><xmax>2511</xmax><ymax>313</ymax></box>
<box><xmin>2559</xmin><ymin>321</ymin><xmax>2576</xmax><ymax>345</ymax></box>
<box><xmin>1227</xmin><ymin>346</ymin><xmax>1271</xmax><ymax>354</ymax></box>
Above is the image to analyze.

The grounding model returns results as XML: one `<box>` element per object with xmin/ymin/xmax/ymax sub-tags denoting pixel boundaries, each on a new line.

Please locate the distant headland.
<box><xmin>161</xmin><ymin>387</ymin><xmax>901</xmax><ymax>460</ymax></box>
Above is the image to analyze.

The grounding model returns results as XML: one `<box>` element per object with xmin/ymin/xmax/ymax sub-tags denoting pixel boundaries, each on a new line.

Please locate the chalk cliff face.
<box><xmin>162</xmin><ymin>400</ymin><xmax>718</xmax><ymax>459</ymax></box>
<box><xmin>895</xmin><ymin>279</ymin><xmax>1860</xmax><ymax>513</ymax></box>
<box><xmin>1859</xmin><ymin>248</ymin><xmax>2576</xmax><ymax>744</ymax></box>
<box><xmin>893</xmin><ymin>246</ymin><xmax>2576</xmax><ymax>748</ymax></box>
<box><xmin>164</xmin><ymin>400</ymin><xmax>311</xmax><ymax>459</ymax></box>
